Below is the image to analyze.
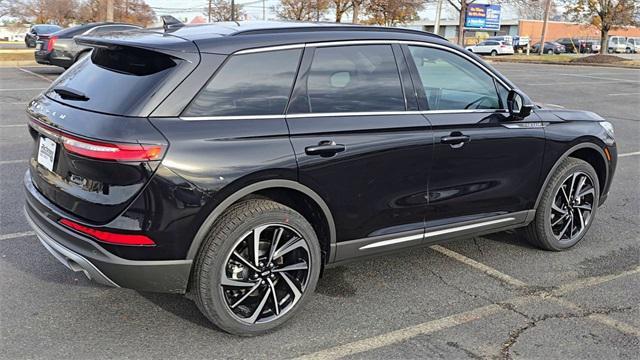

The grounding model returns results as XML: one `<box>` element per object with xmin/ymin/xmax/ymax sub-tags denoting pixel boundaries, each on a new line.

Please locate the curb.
<box><xmin>484</xmin><ymin>58</ymin><xmax>640</xmax><ymax>69</ymax></box>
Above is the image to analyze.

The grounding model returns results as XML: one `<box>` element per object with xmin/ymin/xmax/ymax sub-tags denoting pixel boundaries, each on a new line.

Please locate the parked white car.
<box><xmin>608</xmin><ymin>36</ymin><xmax>627</xmax><ymax>53</ymax></box>
<box><xmin>465</xmin><ymin>40</ymin><xmax>514</xmax><ymax>56</ymax></box>
<box><xmin>626</xmin><ymin>37</ymin><xmax>639</xmax><ymax>53</ymax></box>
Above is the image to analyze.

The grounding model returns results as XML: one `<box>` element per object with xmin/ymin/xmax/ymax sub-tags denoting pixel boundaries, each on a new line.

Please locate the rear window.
<box><xmin>34</xmin><ymin>25</ymin><xmax>62</xmax><ymax>33</ymax></box>
<box><xmin>54</xmin><ymin>25</ymin><xmax>93</xmax><ymax>38</ymax></box>
<box><xmin>46</xmin><ymin>47</ymin><xmax>182</xmax><ymax>116</ymax></box>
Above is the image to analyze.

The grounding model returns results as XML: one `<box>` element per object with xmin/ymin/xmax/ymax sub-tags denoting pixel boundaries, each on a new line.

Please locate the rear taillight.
<box><xmin>59</xmin><ymin>218</ymin><xmax>156</xmax><ymax>246</ymax></box>
<box><xmin>500</xmin><ymin>44</ymin><xmax>508</xmax><ymax>48</ymax></box>
<box><xmin>62</xmin><ymin>137</ymin><xmax>164</xmax><ymax>161</ymax></box>
<box><xmin>30</xmin><ymin>118</ymin><xmax>165</xmax><ymax>161</ymax></box>
<box><xmin>47</xmin><ymin>35</ymin><xmax>58</xmax><ymax>52</ymax></box>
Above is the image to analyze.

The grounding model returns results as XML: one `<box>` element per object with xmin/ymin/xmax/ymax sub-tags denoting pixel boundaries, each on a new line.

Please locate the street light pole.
<box><xmin>231</xmin><ymin>0</ymin><xmax>236</xmax><ymax>21</ymax></box>
<box><xmin>434</xmin><ymin>0</ymin><xmax>443</xmax><ymax>36</ymax></box>
<box><xmin>208</xmin><ymin>0</ymin><xmax>212</xmax><ymax>22</ymax></box>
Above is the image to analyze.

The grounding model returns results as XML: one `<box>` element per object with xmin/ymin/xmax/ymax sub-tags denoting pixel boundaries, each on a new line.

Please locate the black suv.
<box><xmin>24</xmin><ymin>21</ymin><xmax>617</xmax><ymax>335</ymax></box>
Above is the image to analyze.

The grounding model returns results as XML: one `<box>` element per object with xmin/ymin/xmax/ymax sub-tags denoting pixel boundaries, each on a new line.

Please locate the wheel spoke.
<box><xmin>267</xmin><ymin>227</ymin><xmax>284</xmax><ymax>264</ymax></box>
<box><xmin>252</xmin><ymin>225</ymin><xmax>268</xmax><ymax>266</ymax></box>
<box><xmin>568</xmin><ymin>172</ymin><xmax>577</xmax><ymax>199</ymax></box>
<box><xmin>221</xmin><ymin>275</ymin><xmax>257</xmax><ymax>288</ymax></box>
<box><xmin>280</xmin><ymin>272</ymin><xmax>302</xmax><ymax>299</ymax></box>
<box><xmin>248</xmin><ymin>286</ymin><xmax>271</xmax><ymax>324</ymax></box>
<box><xmin>552</xmin><ymin>202</ymin><xmax>568</xmax><ymax>215</ymax></box>
<box><xmin>574</xmin><ymin>175</ymin><xmax>586</xmax><ymax>201</ymax></box>
<box><xmin>551</xmin><ymin>215</ymin><xmax>566</xmax><ymax>227</ymax></box>
<box><xmin>560</xmin><ymin>186</ymin><xmax>571</xmax><ymax>207</ymax></box>
<box><xmin>232</xmin><ymin>251</ymin><xmax>259</xmax><ymax>272</ymax></box>
<box><xmin>577</xmin><ymin>208</ymin><xmax>585</xmax><ymax>231</ymax></box>
<box><xmin>273</xmin><ymin>237</ymin><xmax>308</xmax><ymax>260</ymax></box>
<box><xmin>267</xmin><ymin>278</ymin><xmax>280</xmax><ymax>316</ymax></box>
<box><xmin>230</xmin><ymin>282</ymin><xmax>261</xmax><ymax>309</ymax></box>
<box><xmin>578</xmin><ymin>187</ymin><xmax>595</xmax><ymax>199</ymax></box>
<box><xmin>557</xmin><ymin>218</ymin><xmax>571</xmax><ymax>240</ymax></box>
<box><xmin>574</xmin><ymin>204</ymin><xmax>592</xmax><ymax>211</ymax></box>
<box><xmin>272</xmin><ymin>261</ymin><xmax>309</xmax><ymax>273</ymax></box>
<box><xmin>569</xmin><ymin>213</ymin><xmax>575</xmax><ymax>239</ymax></box>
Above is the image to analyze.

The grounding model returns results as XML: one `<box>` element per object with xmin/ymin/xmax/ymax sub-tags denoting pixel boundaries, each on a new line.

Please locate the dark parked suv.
<box><xmin>24</xmin><ymin>21</ymin><xmax>617</xmax><ymax>335</ymax></box>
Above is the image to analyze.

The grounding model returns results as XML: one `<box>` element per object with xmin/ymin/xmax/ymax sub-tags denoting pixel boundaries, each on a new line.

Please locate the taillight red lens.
<box><xmin>30</xmin><ymin>118</ymin><xmax>165</xmax><ymax>161</ymax></box>
<box><xmin>59</xmin><ymin>218</ymin><xmax>156</xmax><ymax>246</ymax></box>
<box><xmin>62</xmin><ymin>137</ymin><xmax>164</xmax><ymax>161</ymax></box>
<box><xmin>47</xmin><ymin>35</ymin><xmax>57</xmax><ymax>52</ymax></box>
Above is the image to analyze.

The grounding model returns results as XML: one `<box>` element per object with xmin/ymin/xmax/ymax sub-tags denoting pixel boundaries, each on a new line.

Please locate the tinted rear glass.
<box><xmin>55</xmin><ymin>24</ymin><xmax>94</xmax><ymax>37</ymax></box>
<box><xmin>183</xmin><ymin>49</ymin><xmax>302</xmax><ymax>117</ymax></box>
<box><xmin>34</xmin><ymin>25</ymin><xmax>62</xmax><ymax>33</ymax></box>
<box><xmin>46</xmin><ymin>46</ymin><xmax>181</xmax><ymax>116</ymax></box>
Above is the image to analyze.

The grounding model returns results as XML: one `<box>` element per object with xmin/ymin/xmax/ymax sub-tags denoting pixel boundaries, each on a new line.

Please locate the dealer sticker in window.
<box><xmin>37</xmin><ymin>137</ymin><xmax>56</xmax><ymax>172</ymax></box>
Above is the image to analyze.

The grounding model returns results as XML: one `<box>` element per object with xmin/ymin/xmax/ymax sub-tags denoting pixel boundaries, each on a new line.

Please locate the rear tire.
<box><xmin>546</xmin><ymin>49</ymin><xmax>554</xmax><ymax>55</ymax></box>
<box><xmin>524</xmin><ymin>158</ymin><xmax>599</xmax><ymax>251</ymax></box>
<box><xmin>192</xmin><ymin>199</ymin><xmax>321</xmax><ymax>336</ymax></box>
<box><xmin>490</xmin><ymin>50</ymin><xmax>498</xmax><ymax>56</ymax></box>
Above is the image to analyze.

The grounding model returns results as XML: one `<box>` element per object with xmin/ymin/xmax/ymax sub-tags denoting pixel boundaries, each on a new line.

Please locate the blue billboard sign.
<box><xmin>465</xmin><ymin>4</ymin><xmax>501</xmax><ymax>31</ymax></box>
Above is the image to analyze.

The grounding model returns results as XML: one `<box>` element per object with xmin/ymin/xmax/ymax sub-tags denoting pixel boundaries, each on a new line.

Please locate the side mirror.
<box><xmin>507</xmin><ymin>89</ymin><xmax>534</xmax><ymax>119</ymax></box>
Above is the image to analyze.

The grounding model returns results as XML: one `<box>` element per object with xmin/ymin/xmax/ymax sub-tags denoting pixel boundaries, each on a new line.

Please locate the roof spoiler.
<box><xmin>161</xmin><ymin>15</ymin><xmax>184</xmax><ymax>32</ymax></box>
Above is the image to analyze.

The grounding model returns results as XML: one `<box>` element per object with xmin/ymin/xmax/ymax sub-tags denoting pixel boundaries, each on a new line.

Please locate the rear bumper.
<box><xmin>24</xmin><ymin>170</ymin><xmax>192</xmax><ymax>293</ymax></box>
<box><xmin>34</xmin><ymin>51</ymin><xmax>52</xmax><ymax>65</ymax></box>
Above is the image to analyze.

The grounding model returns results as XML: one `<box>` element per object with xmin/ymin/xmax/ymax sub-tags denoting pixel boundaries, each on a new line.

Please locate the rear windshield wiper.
<box><xmin>52</xmin><ymin>86</ymin><xmax>90</xmax><ymax>101</ymax></box>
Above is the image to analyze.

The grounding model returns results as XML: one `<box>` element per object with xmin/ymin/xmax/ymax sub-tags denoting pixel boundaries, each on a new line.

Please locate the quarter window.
<box><xmin>184</xmin><ymin>49</ymin><xmax>302</xmax><ymax>117</ymax></box>
<box><xmin>408</xmin><ymin>46</ymin><xmax>502</xmax><ymax>111</ymax></box>
<box><xmin>288</xmin><ymin>45</ymin><xmax>405</xmax><ymax>113</ymax></box>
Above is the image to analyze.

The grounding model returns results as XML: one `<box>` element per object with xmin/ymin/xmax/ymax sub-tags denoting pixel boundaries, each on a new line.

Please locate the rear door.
<box><xmin>403</xmin><ymin>44</ymin><xmax>545</xmax><ymax>230</ymax></box>
<box><xmin>286</xmin><ymin>43</ymin><xmax>432</xmax><ymax>259</ymax></box>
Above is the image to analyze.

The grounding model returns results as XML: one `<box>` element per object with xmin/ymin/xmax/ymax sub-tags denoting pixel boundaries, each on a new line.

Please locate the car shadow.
<box><xmin>136</xmin><ymin>291</ymin><xmax>220</xmax><ymax>331</ymax></box>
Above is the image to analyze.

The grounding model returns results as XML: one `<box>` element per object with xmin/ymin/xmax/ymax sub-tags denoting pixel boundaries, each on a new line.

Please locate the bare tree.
<box><xmin>331</xmin><ymin>0</ymin><xmax>352</xmax><ymax>22</ymax></box>
<box><xmin>13</xmin><ymin>0</ymin><xmax>78</xmax><ymax>26</ymax></box>
<box><xmin>364</xmin><ymin>0</ymin><xmax>422</xmax><ymax>26</ymax></box>
<box><xmin>0</xmin><ymin>0</ymin><xmax>17</xmax><ymax>18</ymax></box>
<box><xmin>563</xmin><ymin>0</ymin><xmax>639</xmax><ymax>54</ymax></box>
<box><xmin>351</xmin><ymin>0</ymin><xmax>366</xmax><ymax>23</ymax></box>
<box><xmin>510</xmin><ymin>0</ymin><xmax>560</xmax><ymax>20</ymax></box>
<box><xmin>204</xmin><ymin>0</ymin><xmax>245</xmax><ymax>22</ymax></box>
<box><xmin>275</xmin><ymin>0</ymin><xmax>329</xmax><ymax>21</ymax></box>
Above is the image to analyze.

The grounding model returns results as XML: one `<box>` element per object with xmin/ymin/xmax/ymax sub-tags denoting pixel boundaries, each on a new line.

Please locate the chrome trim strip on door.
<box><xmin>180</xmin><ymin>114</ymin><xmax>286</xmax><ymax>121</ymax></box>
<box><xmin>235</xmin><ymin>43</ymin><xmax>306</xmax><ymax>54</ymax></box>
<box><xmin>358</xmin><ymin>217</ymin><xmax>516</xmax><ymax>250</ymax></box>
<box><xmin>359</xmin><ymin>233</ymin><xmax>424</xmax><ymax>250</ymax></box>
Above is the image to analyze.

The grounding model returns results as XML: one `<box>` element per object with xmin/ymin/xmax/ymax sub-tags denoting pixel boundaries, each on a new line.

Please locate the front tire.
<box><xmin>524</xmin><ymin>158</ymin><xmax>599</xmax><ymax>251</ymax></box>
<box><xmin>490</xmin><ymin>50</ymin><xmax>498</xmax><ymax>56</ymax></box>
<box><xmin>192</xmin><ymin>199</ymin><xmax>321</xmax><ymax>335</ymax></box>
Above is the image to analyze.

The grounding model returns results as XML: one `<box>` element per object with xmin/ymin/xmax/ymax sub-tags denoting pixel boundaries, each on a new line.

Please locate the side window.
<box><xmin>408</xmin><ymin>46</ymin><xmax>502</xmax><ymax>111</ymax></box>
<box><xmin>289</xmin><ymin>45</ymin><xmax>405</xmax><ymax>113</ymax></box>
<box><xmin>184</xmin><ymin>49</ymin><xmax>301</xmax><ymax>117</ymax></box>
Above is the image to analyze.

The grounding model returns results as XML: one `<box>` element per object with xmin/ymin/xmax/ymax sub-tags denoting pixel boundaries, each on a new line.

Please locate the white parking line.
<box><xmin>607</xmin><ymin>92</ymin><xmax>640</xmax><ymax>96</ymax></box>
<box><xmin>296</xmin><ymin>261</ymin><xmax>640</xmax><ymax>359</ymax></box>
<box><xmin>561</xmin><ymin>73</ymin><xmax>640</xmax><ymax>83</ymax></box>
<box><xmin>619</xmin><ymin>151</ymin><xmax>640</xmax><ymax>157</ymax></box>
<box><xmin>0</xmin><ymin>159</ymin><xmax>28</xmax><ymax>165</ymax></box>
<box><xmin>430</xmin><ymin>245</ymin><xmax>528</xmax><ymax>288</ymax></box>
<box><xmin>18</xmin><ymin>67</ymin><xmax>53</xmax><ymax>82</ymax></box>
<box><xmin>0</xmin><ymin>231</ymin><xmax>35</xmax><ymax>241</ymax></box>
<box><xmin>0</xmin><ymin>88</ymin><xmax>46</xmax><ymax>91</ymax></box>
<box><xmin>0</xmin><ymin>124</ymin><xmax>25</xmax><ymax>128</ymax></box>
<box><xmin>295</xmin><ymin>304</ymin><xmax>504</xmax><ymax>360</ymax></box>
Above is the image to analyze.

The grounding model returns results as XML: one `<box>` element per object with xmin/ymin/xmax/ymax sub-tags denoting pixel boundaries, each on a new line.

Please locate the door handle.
<box><xmin>441</xmin><ymin>133</ymin><xmax>470</xmax><ymax>149</ymax></box>
<box><xmin>305</xmin><ymin>140</ymin><xmax>346</xmax><ymax>157</ymax></box>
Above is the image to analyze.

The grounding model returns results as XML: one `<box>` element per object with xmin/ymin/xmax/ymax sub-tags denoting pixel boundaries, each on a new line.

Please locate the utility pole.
<box><xmin>539</xmin><ymin>0</ymin><xmax>552</xmax><ymax>55</ymax></box>
<box><xmin>262</xmin><ymin>0</ymin><xmax>266</xmax><ymax>20</ymax></box>
<box><xmin>106</xmin><ymin>0</ymin><xmax>114</xmax><ymax>22</ymax></box>
<box><xmin>434</xmin><ymin>0</ymin><xmax>443</xmax><ymax>36</ymax></box>
<box><xmin>208</xmin><ymin>0</ymin><xmax>212</xmax><ymax>22</ymax></box>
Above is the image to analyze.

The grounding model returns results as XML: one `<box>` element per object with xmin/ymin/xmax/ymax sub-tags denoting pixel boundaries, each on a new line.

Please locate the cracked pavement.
<box><xmin>1</xmin><ymin>64</ymin><xmax>639</xmax><ymax>359</ymax></box>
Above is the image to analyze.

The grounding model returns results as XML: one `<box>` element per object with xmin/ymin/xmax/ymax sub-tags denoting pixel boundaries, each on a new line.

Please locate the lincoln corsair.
<box><xmin>24</xmin><ymin>20</ymin><xmax>617</xmax><ymax>335</ymax></box>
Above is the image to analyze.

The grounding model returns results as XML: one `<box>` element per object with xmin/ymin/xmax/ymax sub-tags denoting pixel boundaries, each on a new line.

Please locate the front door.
<box><xmin>404</xmin><ymin>44</ymin><xmax>545</xmax><ymax>231</ymax></box>
<box><xmin>286</xmin><ymin>44</ymin><xmax>433</xmax><ymax>259</ymax></box>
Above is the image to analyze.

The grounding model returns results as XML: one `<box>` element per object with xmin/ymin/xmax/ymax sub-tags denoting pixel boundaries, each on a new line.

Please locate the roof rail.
<box><xmin>231</xmin><ymin>25</ymin><xmax>446</xmax><ymax>41</ymax></box>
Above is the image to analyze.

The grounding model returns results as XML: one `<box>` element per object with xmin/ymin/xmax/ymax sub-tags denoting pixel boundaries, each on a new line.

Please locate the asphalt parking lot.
<box><xmin>1</xmin><ymin>63</ymin><xmax>638</xmax><ymax>359</ymax></box>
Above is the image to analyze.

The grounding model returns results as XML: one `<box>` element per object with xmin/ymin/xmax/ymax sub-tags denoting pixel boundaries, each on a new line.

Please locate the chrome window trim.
<box><xmin>231</xmin><ymin>39</ymin><xmax>511</xmax><ymax>90</ymax></box>
<box><xmin>182</xmin><ymin>40</ymin><xmax>512</xmax><ymax>121</ymax></box>
<box><xmin>179</xmin><ymin>109</ymin><xmax>509</xmax><ymax>121</ymax></box>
